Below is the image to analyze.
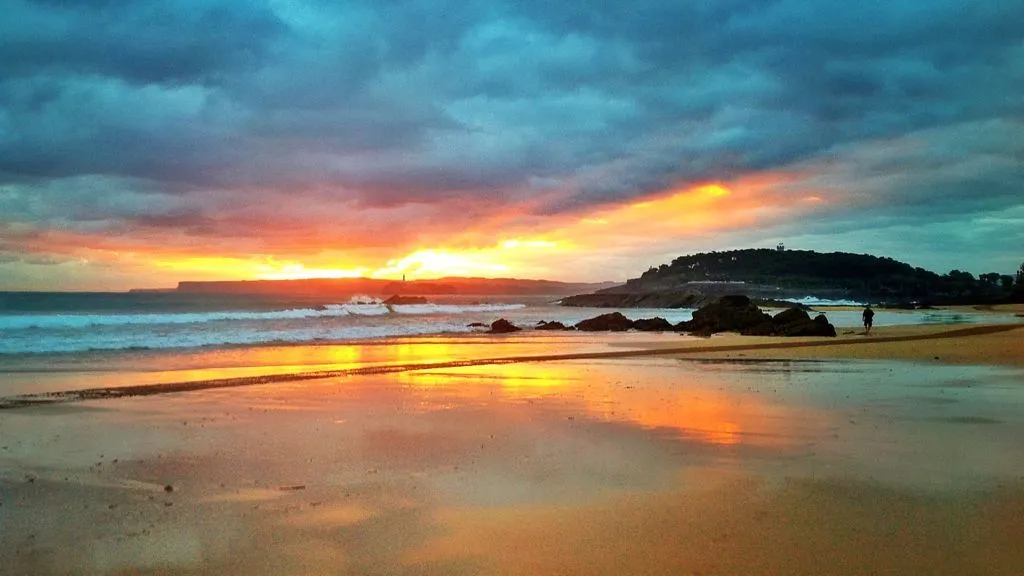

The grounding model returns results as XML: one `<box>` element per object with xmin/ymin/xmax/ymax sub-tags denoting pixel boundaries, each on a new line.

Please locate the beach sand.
<box><xmin>1</xmin><ymin>319</ymin><xmax>1023</xmax><ymax>574</ymax></box>
<box><xmin>621</xmin><ymin>323</ymin><xmax>1024</xmax><ymax>367</ymax></box>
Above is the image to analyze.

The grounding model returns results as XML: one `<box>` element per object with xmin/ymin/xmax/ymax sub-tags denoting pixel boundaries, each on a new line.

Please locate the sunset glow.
<box><xmin>97</xmin><ymin>179</ymin><xmax>810</xmax><ymax>285</ymax></box>
<box><xmin>2</xmin><ymin>0</ymin><xmax>1021</xmax><ymax>292</ymax></box>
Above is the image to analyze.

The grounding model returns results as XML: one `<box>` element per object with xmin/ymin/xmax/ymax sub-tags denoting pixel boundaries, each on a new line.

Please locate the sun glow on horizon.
<box><xmin>136</xmin><ymin>176</ymin><xmax>811</xmax><ymax>285</ymax></box>
<box><xmin>256</xmin><ymin>263</ymin><xmax>370</xmax><ymax>281</ymax></box>
<box><xmin>371</xmin><ymin>238</ymin><xmax>562</xmax><ymax>280</ymax></box>
<box><xmin>153</xmin><ymin>256</ymin><xmax>370</xmax><ymax>281</ymax></box>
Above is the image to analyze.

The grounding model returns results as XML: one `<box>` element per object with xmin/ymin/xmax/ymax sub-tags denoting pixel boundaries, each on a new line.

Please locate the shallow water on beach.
<box><xmin>1</xmin><ymin>340</ymin><xmax>1023</xmax><ymax>575</ymax></box>
<box><xmin>3</xmin><ymin>289</ymin><xmax>1019</xmax><ymax>355</ymax></box>
<box><xmin>0</xmin><ymin>333</ymin><xmax>681</xmax><ymax>396</ymax></box>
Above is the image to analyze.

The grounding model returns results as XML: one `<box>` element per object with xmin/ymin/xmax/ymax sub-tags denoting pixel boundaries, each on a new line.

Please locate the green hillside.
<box><xmin>623</xmin><ymin>249</ymin><xmax>1018</xmax><ymax>304</ymax></box>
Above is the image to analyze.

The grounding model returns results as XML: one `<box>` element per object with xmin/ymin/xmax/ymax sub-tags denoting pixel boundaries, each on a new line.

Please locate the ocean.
<box><xmin>1</xmin><ymin>291</ymin><xmax>1019</xmax><ymax>357</ymax></box>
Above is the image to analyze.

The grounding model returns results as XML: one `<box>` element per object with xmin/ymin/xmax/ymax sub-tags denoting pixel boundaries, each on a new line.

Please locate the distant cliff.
<box><xmin>171</xmin><ymin>277</ymin><xmax>618</xmax><ymax>297</ymax></box>
<box><xmin>564</xmin><ymin>249</ymin><xmax>1018</xmax><ymax>306</ymax></box>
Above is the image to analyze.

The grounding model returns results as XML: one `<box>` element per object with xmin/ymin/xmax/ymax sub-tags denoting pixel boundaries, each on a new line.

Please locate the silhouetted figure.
<box><xmin>862</xmin><ymin>305</ymin><xmax>875</xmax><ymax>335</ymax></box>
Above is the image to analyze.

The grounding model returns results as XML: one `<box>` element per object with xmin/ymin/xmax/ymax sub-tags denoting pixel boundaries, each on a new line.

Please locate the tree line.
<box><xmin>630</xmin><ymin>249</ymin><xmax>1024</xmax><ymax>304</ymax></box>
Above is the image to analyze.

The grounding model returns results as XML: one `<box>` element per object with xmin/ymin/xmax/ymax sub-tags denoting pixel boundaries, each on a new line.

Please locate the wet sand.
<box><xmin>2</xmin><ymin>323</ymin><xmax>1024</xmax><ymax>574</ymax></box>
<box><xmin>631</xmin><ymin>323</ymin><xmax>1024</xmax><ymax>367</ymax></box>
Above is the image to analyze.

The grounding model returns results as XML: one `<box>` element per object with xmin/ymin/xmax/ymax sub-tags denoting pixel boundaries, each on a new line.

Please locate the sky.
<box><xmin>1</xmin><ymin>0</ymin><xmax>1022</xmax><ymax>291</ymax></box>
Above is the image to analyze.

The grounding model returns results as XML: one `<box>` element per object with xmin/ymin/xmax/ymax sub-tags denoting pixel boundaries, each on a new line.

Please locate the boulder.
<box><xmin>771</xmin><ymin>307</ymin><xmax>811</xmax><ymax>326</ymax></box>
<box><xmin>632</xmin><ymin>317</ymin><xmax>674</xmax><ymax>331</ymax></box>
<box><xmin>771</xmin><ymin>314</ymin><xmax>836</xmax><ymax>337</ymax></box>
<box><xmin>535</xmin><ymin>320</ymin><xmax>570</xmax><ymax>330</ymax></box>
<box><xmin>575</xmin><ymin>312</ymin><xmax>634</xmax><ymax>332</ymax></box>
<box><xmin>741</xmin><ymin>321</ymin><xmax>777</xmax><ymax>336</ymax></box>
<box><xmin>488</xmin><ymin>318</ymin><xmax>522</xmax><ymax>334</ymax></box>
<box><xmin>738</xmin><ymin>307</ymin><xmax>837</xmax><ymax>337</ymax></box>
<box><xmin>677</xmin><ymin>295</ymin><xmax>772</xmax><ymax>335</ymax></box>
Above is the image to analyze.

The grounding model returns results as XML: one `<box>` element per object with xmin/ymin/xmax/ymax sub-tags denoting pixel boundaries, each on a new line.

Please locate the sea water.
<box><xmin>0</xmin><ymin>292</ymin><xmax>1019</xmax><ymax>355</ymax></box>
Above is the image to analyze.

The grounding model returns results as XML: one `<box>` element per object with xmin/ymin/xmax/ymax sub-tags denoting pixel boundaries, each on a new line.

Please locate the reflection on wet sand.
<box><xmin>2</xmin><ymin>351</ymin><xmax>1023</xmax><ymax>575</ymax></box>
<box><xmin>399</xmin><ymin>360</ymin><xmax>828</xmax><ymax>449</ymax></box>
<box><xmin>412</xmin><ymin>472</ymin><xmax>1024</xmax><ymax>575</ymax></box>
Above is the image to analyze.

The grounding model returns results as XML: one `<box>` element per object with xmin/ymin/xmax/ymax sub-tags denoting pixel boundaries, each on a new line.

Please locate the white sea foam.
<box><xmin>782</xmin><ymin>296</ymin><xmax>866</xmax><ymax>307</ymax></box>
<box><xmin>390</xmin><ymin>303</ymin><xmax>525</xmax><ymax>315</ymax></box>
<box><xmin>0</xmin><ymin>321</ymin><xmax>482</xmax><ymax>355</ymax></box>
<box><xmin>0</xmin><ymin>300</ymin><xmax>535</xmax><ymax>354</ymax></box>
<box><xmin>0</xmin><ymin>307</ymin><xmax>353</xmax><ymax>330</ymax></box>
<box><xmin>0</xmin><ymin>303</ymin><xmax>526</xmax><ymax>330</ymax></box>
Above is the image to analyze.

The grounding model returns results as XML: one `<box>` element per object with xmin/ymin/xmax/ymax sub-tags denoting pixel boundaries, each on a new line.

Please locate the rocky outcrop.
<box><xmin>574</xmin><ymin>312</ymin><xmax>634</xmax><ymax>332</ymax></box>
<box><xmin>676</xmin><ymin>295</ymin><xmax>772</xmax><ymax>336</ymax></box>
<box><xmin>535</xmin><ymin>320</ymin><xmax>571</xmax><ymax>330</ymax></box>
<box><xmin>675</xmin><ymin>298</ymin><xmax>837</xmax><ymax>337</ymax></box>
<box><xmin>740</xmin><ymin>307</ymin><xmax>836</xmax><ymax>337</ymax></box>
<box><xmin>488</xmin><ymin>318</ymin><xmax>522</xmax><ymax>333</ymax></box>
<box><xmin>632</xmin><ymin>317</ymin><xmax>674</xmax><ymax>331</ymax></box>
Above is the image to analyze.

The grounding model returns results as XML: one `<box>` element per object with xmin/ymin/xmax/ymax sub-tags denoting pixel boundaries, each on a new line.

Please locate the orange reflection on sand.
<box><xmin>389</xmin><ymin>341</ymin><xmax>461</xmax><ymax>366</ymax></box>
<box><xmin>397</xmin><ymin>361</ymin><xmax>809</xmax><ymax>448</ymax></box>
<box><xmin>395</xmin><ymin>362</ymin><xmax>573</xmax><ymax>404</ymax></box>
<box><xmin>583</xmin><ymin>387</ymin><xmax>749</xmax><ymax>445</ymax></box>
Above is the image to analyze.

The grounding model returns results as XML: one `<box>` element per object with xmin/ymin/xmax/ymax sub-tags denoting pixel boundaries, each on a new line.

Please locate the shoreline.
<box><xmin>3</xmin><ymin>317</ymin><xmax>1024</xmax><ymax>574</ymax></box>
<box><xmin>3</xmin><ymin>323</ymin><xmax>1021</xmax><ymax>409</ymax></box>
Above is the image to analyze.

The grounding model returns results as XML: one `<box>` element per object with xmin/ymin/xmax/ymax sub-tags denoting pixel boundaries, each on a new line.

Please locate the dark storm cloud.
<box><xmin>1</xmin><ymin>0</ymin><xmax>282</xmax><ymax>84</ymax></box>
<box><xmin>1</xmin><ymin>0</ymin><xmax>1022</xmax><ymax>252</ymax></box>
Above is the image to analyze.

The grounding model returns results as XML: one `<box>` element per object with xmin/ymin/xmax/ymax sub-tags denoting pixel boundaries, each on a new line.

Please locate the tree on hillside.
<box><xmin>979</xmin><ymin>272</ymin><xmax>1001</xmax><ymax>287</ymax></box>
<box><xmin>1013</xmin><ymin>262</ymin><xmax>1024</xmax><ymax>301</ymax></box>
<box><xmin>1000</xmin><ymin>275</ymin><xmax>1014</xmax><ymax>293</ymax></box>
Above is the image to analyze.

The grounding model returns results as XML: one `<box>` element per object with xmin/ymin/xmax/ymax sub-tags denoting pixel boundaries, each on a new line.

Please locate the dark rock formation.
<box><xmin>738</xmin><ymin>307</ymin><xmax>836</xmax><ymax>337</ymax></box>
<box><xmin>574</xmin><ymin>312</ymin><xmax>634</xmax><ymax>332</ymax></box>
<box><xmin>772</xmin><ymin>307</ymin><xmax>810</xmax><ymax>326</ymax></box>
<box><xmin>632</xmin><ymin>317</ymin><xmax>674</xmax><ymax>331</ymax></box>
<box><xmin>806</xmin><ymin>314</ymin><xmax>837</xmax><ymax>337</ymax></box>
<box><xmin>383</xmin><ymin>295</ymin><xmax>428</xmax><ymax>305</ymax></box>
<box><xmin>677</xmin><ymin>298</ymin><xmax>838</xmax><ymax>337</ymax></box>
<box><xmin>676</xmin><ymin>295</ymin><xmax>772</xmax><ymax>336</ymax></box>
<box><xmin>488</xmin><ymin>318</ymin><xmax>522</xmax><ymax>333</ymax></box>
<box><xmin>536</xmin><ymin>320</ymin><xmax>570</xmax><ymax>330</ymax></box>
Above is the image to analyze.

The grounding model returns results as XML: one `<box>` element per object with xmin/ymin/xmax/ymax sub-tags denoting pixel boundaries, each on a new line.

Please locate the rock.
<box><xmin>811</xmin><ymin>314</ymin><xmax>837</xmax><ymax>337</ymax></box>
<box><xmin>575</xmin><ymin>312</ymin><xmax>634</xmax><ymax>331</ymax></box>
<box><xmin>771</xmin><ymin>307</ymin><xmax>810</xmax><ymax>326</ymax></box>
<box><xmin>383</xmin><ymin>295</ymin><xmax>428</xmax><ymax>305</ymax></box>
<box><xmin>770</xmin><ymin>309</ymin><xmax>836</xmax><ymax>337</ymax></box>
<box><xmin>738</xmin><ymin>307</ymin><xmax>836</xmax><ymax>337</ymax></box>
<box><xmin>677</xmin><ymin>295</ymin><xmax>772</xmax><ymax>335</ymax></box>
<box><xmin>535</xmin><ymin>320</ymin><xmax>570</xmax><ymax>330</ymax></box>
<box><xmin>488</xmin><ymin>318</ymin><xmax>522</xmax><ymax>334</ymax></box>
<box><xmin>741</xmin><ymin>321</ymin><xmax>777</xmax><ymax>336</ymax></box>
<box><xmin>632</xmin><ymin>317</ymin><xmax>674</xmax><ymax>331</ymax></box>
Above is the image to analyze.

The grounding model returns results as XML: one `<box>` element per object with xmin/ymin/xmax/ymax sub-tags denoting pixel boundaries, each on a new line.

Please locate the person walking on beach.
<box><xmin>862</xmin><ymin>305</ymin><xmax>875</xmax><ymax>335</ymax></box>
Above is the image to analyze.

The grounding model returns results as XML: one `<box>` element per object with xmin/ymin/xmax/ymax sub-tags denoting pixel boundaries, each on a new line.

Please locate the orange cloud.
<box><xmin>4</xmin><ymin>170</ymin><xmax>833</xmax><ymax>288</ymax></box>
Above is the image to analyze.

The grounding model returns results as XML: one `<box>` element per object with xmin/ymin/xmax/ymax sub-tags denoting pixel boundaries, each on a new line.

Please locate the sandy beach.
<box><xmin>2</xmin><ymin>316</ymin><xmax>1023</xmax><ymax>574</ymax></box>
